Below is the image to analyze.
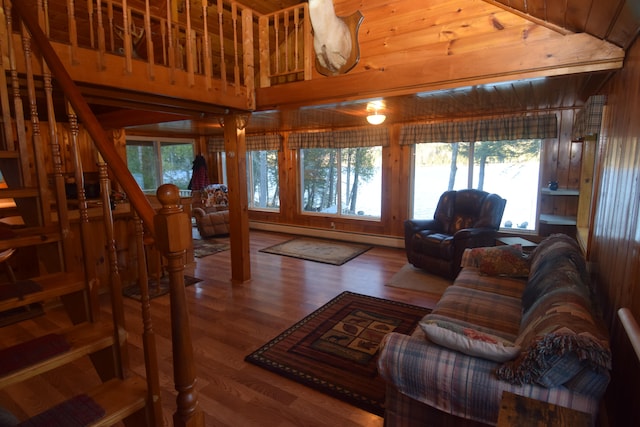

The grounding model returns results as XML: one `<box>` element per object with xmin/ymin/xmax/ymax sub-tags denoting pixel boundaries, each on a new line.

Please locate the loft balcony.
<box><xmin>5</xmin><ymin>0</ymin><xmax>312</xmax><ymax>119</ymax></box>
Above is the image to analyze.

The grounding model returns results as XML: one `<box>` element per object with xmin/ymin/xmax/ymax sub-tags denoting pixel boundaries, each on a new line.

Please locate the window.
<box><xmin>412</xmin><ymin>140</ymin><xmax>540</xmax><ymax>231</ymax></box>
<box><xmin>247</xmin><ymin>150</ymin><xmax>280</xmax><ymax>210</ymax></box>
<box><xmin>301</xmin><ymin>146</ymin><xmax>382</xmax><ymax>218</ymax></box>
<box><xmin>126</xmin><ymin>137</ymin><xmax>195</xmax><ymax>192</ymax></box>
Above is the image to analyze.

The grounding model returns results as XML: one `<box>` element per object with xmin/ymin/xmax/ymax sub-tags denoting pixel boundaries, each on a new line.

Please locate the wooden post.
<box><xmin>221</xmin><ymin>113</ymin><xmax>251</xmax><ymax>283</ymax></box>
<box><xmin>154</xmin><ymin>184</ymin><xmax>204</xmax><ymax>427</ymax></box>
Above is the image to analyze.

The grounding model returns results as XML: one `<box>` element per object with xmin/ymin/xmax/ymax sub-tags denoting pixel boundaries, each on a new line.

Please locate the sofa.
<box><xmin>378</xmin><ymin>234</ymin><xmax>611</xmax><ymax>426</ymax></box>
<box><xmin>193</xmin><ymin>207</ymin><xmax>230</xmax><ymax>237</ymax></box>
<box><xmin>404</xmin><ymin>189</ymin><xmax>506</xmax><ymax>279</ymax></box>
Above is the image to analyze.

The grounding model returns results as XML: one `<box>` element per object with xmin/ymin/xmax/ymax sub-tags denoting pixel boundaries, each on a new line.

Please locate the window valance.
<box><xmin>207</xmin><ymin>134</ymin><xmax>282</xmax><ymax>152</ymax></box>
<box><xmin>572</xmin><ymin>95</ymin><xmax>606</xmax><ymax>139</ymax></box>
<box><xmin>289</xmin><ymin>126</ymin><xmax>389</xmax><ymax>149</ymax></box>
<box><xmin>399</xmin><ymin>114</ymin><xmax>558</xmax><ymax>145</ymax></box>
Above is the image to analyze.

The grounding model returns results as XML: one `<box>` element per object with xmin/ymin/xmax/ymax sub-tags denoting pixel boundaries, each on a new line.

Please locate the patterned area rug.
<box><xmin>245</xmin><ymin>291</ymin><xmax>431</xmax><ymax>416</ymax></box>
<box><xmin>122</xmin><ymin>275</ymin><xmax>202</xmax><ymax>301</ymax></box>
<box><xmin>259</xmin><ymin>237</ymin><xmax>372</xmax><ymax>265</ymax></box>
<box><xmin>193</xmin><ymin>238</ymin><xmax>230</xmax><ymax>258</ymax></box>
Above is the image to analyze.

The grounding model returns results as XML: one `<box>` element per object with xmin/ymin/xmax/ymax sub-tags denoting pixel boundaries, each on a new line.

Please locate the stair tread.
<box><xmin>0</xmin><ymin>226</ymin><xmax>63</xmax><ymax>252</ymax></box>
<box><xmin>0</xmin><ymin>270</ymin><xmax>85</xmax><ymax>312</ymax></box>
<box><xmin>86</xmin><ymin>375</ymin><xmax>148</xmax><ymax>426</ymax></box>
<box><xmin>17</xmin><ymin>375</ymin><xmax>148</xmax><ymax>427</ymax></box>
<box><xmin>0</xmin><ymin>150</ymin><xmax>20</xmax><ymax>159</ymax></box>
<box><xmin>0</xmin><ymin>187</ymin><xmax>40</xmax><ymax>198</ymax></box>
<box><xmin>0</xmin><ymin>321</ymin><xmax>116</xmax><ymax>388</ymax></box>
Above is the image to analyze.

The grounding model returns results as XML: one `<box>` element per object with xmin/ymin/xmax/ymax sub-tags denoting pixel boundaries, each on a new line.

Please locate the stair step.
<box><xmin>0</xmin><ymin>150</ymin><xmax>19</xmax><ymax>159</ymax></box>
<box><xmin>15</xmin><ymin>375</ymin><xmax>148</xmax><ymax>427</ymax></box>
<box><xmin>0</xmin><ymin>320</ymin><xmax>118</xmax><ymax>388</ymax></box>
<box><xmin>0</xmin><ymin>187</ymin><xmax>40</xmax><ymax>198</ymax></box>
<box><xmin>87</xmin><ymin>375</ymin><xmax>148</xmax><ymax>426</ymax></box>
<box><xmin>0</xmin><ymin>225</ymin><xmax>62</xmax><ymax>252</ymax></box>
<box><xmin>0</xmin><ymin>270</ymin><xmax>85</xmax><ymax>313</ymax></box>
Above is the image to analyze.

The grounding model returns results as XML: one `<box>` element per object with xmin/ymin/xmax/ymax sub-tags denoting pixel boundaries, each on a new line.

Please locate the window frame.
<box><xmin>410</xmin><ymin>139</ymin><xmax>542</xmax><ymax>232</ymax></box>
<box><xmin>299</xmin><ymin>146</ymin><xmax>382</xmax><ymax>220</ymax></box>
<box><xmin>125</xmin><ymin>136</ymin><xmax>196</xmax><ymax>193</ymax></box>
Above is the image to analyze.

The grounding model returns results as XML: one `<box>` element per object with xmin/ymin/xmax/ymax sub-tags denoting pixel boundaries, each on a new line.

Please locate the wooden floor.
<box><xmin>1</xmin><ymin>230</ymin><xmax>444</xmax><ymax>426</ymax></box>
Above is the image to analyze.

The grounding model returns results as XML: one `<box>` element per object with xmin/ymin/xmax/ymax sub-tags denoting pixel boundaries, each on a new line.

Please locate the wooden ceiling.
<box><xmin>42</xmin><ymin>0</ymin><xmax>640</xmax><ymax>136</ymax></box>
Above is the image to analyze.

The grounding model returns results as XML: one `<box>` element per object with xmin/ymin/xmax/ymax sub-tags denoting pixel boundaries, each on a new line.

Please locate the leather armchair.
<box><xmin>404</xmin><ymin>189</ymin><xmax>506</xmax><ymax>279</ymax></box>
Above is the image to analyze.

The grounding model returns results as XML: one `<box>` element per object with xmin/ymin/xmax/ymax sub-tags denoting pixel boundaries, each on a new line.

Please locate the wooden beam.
<box><xmin>257</xmin><ymin>30</ymin><xmax>624</xmax><ymax>110</ymax></box>
<box><xmin>222</xmin><ymin>113</ymin><xmax>251</xmax><ymax>283</ymax></box>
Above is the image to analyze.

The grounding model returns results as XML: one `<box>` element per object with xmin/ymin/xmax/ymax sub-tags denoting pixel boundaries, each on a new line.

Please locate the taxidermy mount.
<box><xmin>308</xmin><ymin>0</ymin><xmax>363</xmax><ymax>76</ymax></box>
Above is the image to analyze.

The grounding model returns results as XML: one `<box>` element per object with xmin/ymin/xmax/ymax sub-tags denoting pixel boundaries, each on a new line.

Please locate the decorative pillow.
<box><xmin>460</xmin><ymin>244</ymin><xmax>530</xmax><ymax>277</ymax></box>
<box><xmin>420</xmin><ymin>319</ymin><xmax>521</xmax><ymax>362</ymax></box>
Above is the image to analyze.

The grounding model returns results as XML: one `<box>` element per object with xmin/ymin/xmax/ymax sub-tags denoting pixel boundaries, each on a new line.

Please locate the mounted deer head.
<box><xmin>308</xmin><ymin>0</ymin><xmax>363</xmax><ymax>76</ymax></box>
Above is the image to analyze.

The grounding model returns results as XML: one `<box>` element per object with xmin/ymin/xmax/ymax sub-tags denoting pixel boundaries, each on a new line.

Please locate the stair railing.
<box><xmin>11</xmin><ymin>1</ymin><xmax>204</xmax><ymax>425</ymax></box>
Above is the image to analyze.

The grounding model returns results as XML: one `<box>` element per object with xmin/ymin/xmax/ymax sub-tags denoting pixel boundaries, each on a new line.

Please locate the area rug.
<box><xmin>193</xmin><ymin>238</ymin><xmax>230</xmax><ymax>258</ymax></box>
<box><xmin>259</xmin><ymin>237</ymin><xmax>372</xmax><ymax>266</ymax></box>
<box><xmin>386</xmin><ymin>263</ymin><xmax>452</xmax><ymax>295</ymax></box>
<box><xmin>122</xmin><ymin>275</ymin><xmax>202</xmax><ymax>301</ymax></box>
<box><xmin>244</xmin><ymin>291</ymin><xmax>430</xmax><ymax>416</ymax></box>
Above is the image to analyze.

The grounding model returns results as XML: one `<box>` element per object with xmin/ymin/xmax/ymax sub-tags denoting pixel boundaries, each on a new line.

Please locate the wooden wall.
<box><xmin>592</xmin><ymin>35</ymin><xmax>640</xmax><ymax>426</ymax></box>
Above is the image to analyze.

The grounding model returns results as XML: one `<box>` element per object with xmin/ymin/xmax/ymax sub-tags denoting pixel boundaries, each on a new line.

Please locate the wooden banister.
<box><xmin>12</xmin><ymin>0</ymin><xmax>156</xmax><ymax>234</ymax></box>
<box><xmin>619</xmin><ymin>308</ymin><xmax>640</xmax><ymax>363</ymax></box>
<box><xmin>154</xmin><ymin>184</ymin><xmax>204</xmax><ymax>427</ymax></box>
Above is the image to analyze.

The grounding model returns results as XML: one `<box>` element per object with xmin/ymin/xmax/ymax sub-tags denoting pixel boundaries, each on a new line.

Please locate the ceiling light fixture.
<box><xmin>366</xmin><ymin>100</ymin><xmax>386</xmax><ymax>125</ymax></box>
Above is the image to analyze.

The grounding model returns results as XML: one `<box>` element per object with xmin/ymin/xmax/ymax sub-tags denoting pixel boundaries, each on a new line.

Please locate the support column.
<box><xmin>220</xmin><ymin>113</ymin><xmax>251</xmax><ymax>283</ymax></box>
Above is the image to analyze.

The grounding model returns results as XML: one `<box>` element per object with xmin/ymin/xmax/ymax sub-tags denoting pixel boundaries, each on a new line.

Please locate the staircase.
<box><xmin>0</xmin><ymin>1</ymin><xmax>202</xmax><ymax>426</ymax></box>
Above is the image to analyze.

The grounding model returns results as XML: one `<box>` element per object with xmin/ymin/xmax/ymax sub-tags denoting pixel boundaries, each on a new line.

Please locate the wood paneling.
<box><xmin>591</xmin><ymin>34</ymin><xmax>640</xmax><ymax>426</ymax></box>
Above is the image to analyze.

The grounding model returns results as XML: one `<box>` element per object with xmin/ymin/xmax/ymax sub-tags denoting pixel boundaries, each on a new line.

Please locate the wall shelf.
<box><xmin>540</xmin><ymin>188</ymin><xmax>580</xmax><ymax>196</ymax></box>
<box><xmin>539</xmin><ymin>214</ymin><xmax>577</xmax><ymax>225</ymax></box>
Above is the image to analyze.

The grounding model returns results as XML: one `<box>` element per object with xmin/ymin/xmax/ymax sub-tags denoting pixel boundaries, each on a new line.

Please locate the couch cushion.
<box><xmin>460</xmin><ymin>244</ymin><xmax>529</xmax><ymax>277</ymax></box>
<box><xmin>425</xmin><ymin>285</ymin><xmax>522</xmax><ymax>340</ymax></box>
<box><xmin>420</xmin><ymin>318</ymin><xmax>520</xmax><ymax>362</ymax></box>
<box><xmin>413</xmin><ymin>232</ymin><xmax>454</xmax><ymax>259</ymax></box>
<box><xmin>453</xmin><ymin>267</ymin><xmax>526</xmax><ymax>299</ymax></box>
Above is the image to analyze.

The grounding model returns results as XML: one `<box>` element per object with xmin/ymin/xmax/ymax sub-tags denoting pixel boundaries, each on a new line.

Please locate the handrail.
<box><xmin>619</xmin><ymin>308</ymin><xmax>640</xmax><ymax>363</ymax></box>
<box><xmin>13</xmin><ymin>0</ymin><xmax>156</xmax><ymax>234</ymax></box>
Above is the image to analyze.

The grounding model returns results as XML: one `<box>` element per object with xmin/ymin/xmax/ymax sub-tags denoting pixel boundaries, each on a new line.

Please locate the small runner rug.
<box><xmin>244</xmin><ymin>291</ymin><xmax>430</xmax><ymax>416</ymax></box>
<box><xmin>259</xmin><ymin>237</ymin><xmax>372</xmax><ymax>266</ymax></box>
<box><xmin>193</xmin><ymin>238</ymin><xmax>230</xmax><ymax>258</ymax></box>
<box><xmin>386</xmin><ymin>263</ymin><xmax>452</xmax><ymax>295</ymax></box>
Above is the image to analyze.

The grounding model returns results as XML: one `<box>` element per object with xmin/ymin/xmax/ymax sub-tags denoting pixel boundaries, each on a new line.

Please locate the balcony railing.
<box><xmin>30</xmin><ymin>0</ymin><xmax>314</xmax><ymax>109</ymax></box>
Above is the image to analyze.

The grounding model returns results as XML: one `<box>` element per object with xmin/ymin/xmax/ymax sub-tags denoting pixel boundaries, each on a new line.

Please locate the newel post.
<box><xmin>154</xmin><ymin>184</ymin><xmax>204</xmax><ymax>427</ymax></box>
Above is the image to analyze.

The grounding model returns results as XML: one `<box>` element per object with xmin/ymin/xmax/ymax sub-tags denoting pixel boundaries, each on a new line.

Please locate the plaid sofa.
<box><xmin>378</xmin><ymin>234</ymin><xmax>611</xmax><ymax>426</ymax></box>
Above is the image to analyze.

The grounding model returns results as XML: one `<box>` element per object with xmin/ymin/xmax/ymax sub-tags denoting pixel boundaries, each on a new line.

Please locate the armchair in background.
<box><xmin>404</xmin><ymin>189</ymin><xmax>506</xmax><ymax>279</ymax></box>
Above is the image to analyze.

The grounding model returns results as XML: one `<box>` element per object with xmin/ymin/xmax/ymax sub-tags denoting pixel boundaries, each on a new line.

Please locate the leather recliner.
<box><xmin>404</xmin><ymin>189</ymin><xmax>506</xmax><ymax>279</ymax></box>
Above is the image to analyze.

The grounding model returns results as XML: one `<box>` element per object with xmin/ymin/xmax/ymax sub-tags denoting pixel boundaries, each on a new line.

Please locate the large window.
<box><xmin>412</xmin><ymin>140</ymin><xmax>540</xmax><ymax>231</ymax></box>
<box><xmin>247</xmin><ymin>150</ymin><xmax>279</xmax><ymax>210</ymax></box>
<box><xmin>126</xmin><ymin>137</ymin><xmax>195</xmax><ymax>192</ymax></box>
<box><xmin>301</xmin><ymin>146</ymin><xmax>381</xmax><ymax>218</ymax></box>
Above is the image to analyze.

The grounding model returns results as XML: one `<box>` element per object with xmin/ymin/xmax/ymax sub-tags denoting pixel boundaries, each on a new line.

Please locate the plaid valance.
<box><xmin>289</xmin><ymin>126</ymin><xmax>390</xmax><ymax>149</ymax></box>
<box><xmin>399</xmin><ymin>114</ymin><xmax>558</xmax><ymax>145</ymax></box>
<box><xmin>207</xmin><ymin>134</ymin><xmax>282</xmax><ymax>152</ymax></box>
<box><xmin>572</xmin><ymin>95</ymin><xmax>606</xmax><ymax>139</ymax></box>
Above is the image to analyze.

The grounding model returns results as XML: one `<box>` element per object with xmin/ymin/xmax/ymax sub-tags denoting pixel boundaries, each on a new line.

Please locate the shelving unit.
<box><xmin>538</xmin><ymin>187</ymin><xmax>580</xmax><ymax>235</ymax></box>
